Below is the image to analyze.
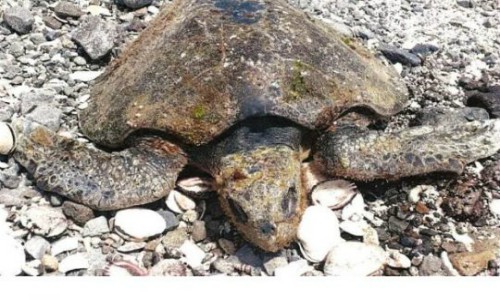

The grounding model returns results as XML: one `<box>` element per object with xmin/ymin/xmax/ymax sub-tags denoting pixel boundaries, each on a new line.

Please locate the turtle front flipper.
<box><xmin>314</xmin><ymin>120</ymin><xmax>500</xmax><ymax>181</ymax></box>
<box><xmin>6</xmin><ymin>119</ymin><xmax>187</xmax><ymax>210</ymax></box>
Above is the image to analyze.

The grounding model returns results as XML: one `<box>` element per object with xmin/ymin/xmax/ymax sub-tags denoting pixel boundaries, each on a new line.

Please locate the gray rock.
<box><xmin>191</xmin><ymin>220</ymin><xmax>207</xmax><ymax>242</ymax></box>
<box><xmin>62</xmin><ymin>201</ymin><xmax>96</xmax><ymax>226</ymax></box>
<box><xmin>419</xmin><ymin>254</ymin><xmax>445</xmax><ymax>276</ymax></box>
<box><xmin>9</xmin><ymin>42</ymin><xmax>25</xmax><ymax>57</ymax></box>
<box><xmin>380</xmin><ymin>45</ymin><xmax>422</xmax><ymax>66</ymax></box>
<box><xmin>410</xmin><ymin>43</ymin><xmax>439</xmax><ymax>57</ymax></box>
<box><xmin>235</xmin><ymin>244</ymin><xmax>264</xmax><ymax>268</ymax></box>
<box><xmin>71</xmin><ymin>16</ymin><xmax>118</xmax><ymax>60</ymax></box>
<box><xmin>43</xmin><ymin>16</ymin><xmax>63</xmax><ymax>30</ymax></box>
<box><xmin>22</xmin><ymin>206</ymin><xmax>68</xmax><ymax>238</ymax></box>
<box><xmin>118</xmin><ymin>0</ymin><xmax>154</xmax><ymax>9</ymax></box>
<box><xmin>3</xmin><ymin>6</ymin><xmax>35</xmax><ymax>35</ymax></box>
<box><xmin>24</xmin><ymin>236</ymin><xmax>50</xmax><ymax>259</ymax></box>
<box><xmin>0</xmin><ymin>189</ymin><xmax>32</xmax><ymax>207</ymax></box>
<box><xmin>0</xmin><ymin>168</ymin><xmax>21</xmax><ymax>189</ymax></box>
<box><xmin>20</xmin><ymin>88</ymin><xmax>58</xmax><ymax>114</ymax></box>
<box><xmin>161</xmin><ymin>227</ymin><xmax>189</xmax><ymax>249</ymax></box>
<box><xmin>82</xmin><ymin>216</ymin><xmax>110</xmax><ymax>237</ymax></box>
<box><xmin>54</xmin><ymin>1</ymin><xmax>85</xmax><ymax>18</ymax></box>
<box><xmin>456</xmin><ymin>0</ymin><xmax>474</xmax><ymax>8</ymax></box>
<box><xmin>157</xmin><ymin>209</ymin><xmax>179</xmax><ymax>231</ymax></box>
<box><xmin>25</xmin><ymin>104</ymin><xmax>63</xmax><ymax>131</ymax></box>
<box><xmin>387</xmin><ymin>216</ymin><xmax>409</xmax><ymax>234</ymax></box>
<box><xmin>149</xmin><ymin>259</ymin><xmax>188</xmax><ymax>276</ymax></box>
<box><xmin>263</xmin><ymin>255</ymin><xmax>288</xmax><ymax>275</ymax></box>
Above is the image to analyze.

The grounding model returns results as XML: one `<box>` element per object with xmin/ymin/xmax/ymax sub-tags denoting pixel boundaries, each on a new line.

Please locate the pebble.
<box><xmin>71</xmin><ymin>16</ymin><xmax>117</xmax><ymax>60</ymax></box>
<box><xmin>69</xmin><ymin>71</ymin><xmax>103</xmax><ymax>82</ymax></box>
<box><xmin>323</xmin><ymin>242</ymin><xmax>387</xmax><ymax>276</ymax></box>
<box><xmin>274</xmin><ymin>259</ymin><xmax>312</xmax><ymax>277</ymax></box>
<box><xmin>24</xmin><ymin>236</ymin><xmax>50</xmax><ymax>260</ymax></box>
<box><xmin>114</xmin><ymin>209</ymin><xmax>166</xmax><ymax>241</ymax></box>
<box><xmin>41</xmin><ymin>255</ymin><xmax>59</xmax><ymax>272</ymax></box>
<box><xmin>43</xmin><ymin>16</ymin><xmax>63</xmax><ymax>30</ymax></box>
<box><xmin>3</xmin><ymin>6</ymin><xmax>35</xmax><ymax>35</ymax></box>
<box><xmin>149</xmin><ymin>259</ymin><xmax>188</xmax><ymax>276</ymax></box>
<box><xmin>22</xmin><ymin>206</ymin><xmax>68</xmax><ymax>238</ymax></box>
<box><xmin>26</xmin><ymin>105</ymin><xmax>63</xmax><ymax>131</ymax></box>
<box><xmin>263</xmin><ymin>255</ymin><xmax>288</xmax><ymax>275</ymax></box>
<box><xmin>166</xmin><ymin>190</ymin><xmax>196</xmax><ymax>213</ymax></box>
<box><xmin>297</xmin><ymin>205</ymin><xmax>342</xmax><ymax>263</ymax></box>
<box><xmin>161</xmin><ymin>227</ymin><xmax>189</xmax><ymax>249</ymax></box>
<box><xmin>419</xmin><ymin>254</ymin><xmax>445</xmax><ymax>276</ymax></box>
<box><xmin>62</xmin><ymin>201</ymin><xmax>96</xmax><ymax>226</ymax></box>
<box><xmin>456</xmin><ymin>0</ymin><xmax>474</xmax><ymax>8</ymax></box>
<box><xmin>179</xmin><ymin>240</ymin><xmax>206</xmax><ymax>269</ymax></box>
<box><xmin>120</xmin><ymin>0</ymin><xmax>154</xmax><ymax>9</ymax></box>
<box><xmin>410</xmin><ymin>43</ymin><xmax>439</xmax><ymax>57</ymax></box>
<box><xmin>156</xmin><ymin>209</ymin><xmax>179</xmax><ymax>231</ymax></box>
<box><xmin>339</xmin><ymin>220</ymin><xmax>370</xmax><ymax>237</ymax></box>
<box><xmin>341</xmin><ymin>193</ymin><xmax>365</xmax><ymax>221</ymax></box>
<box><xmin>0</xmin><ymin>188</ymin><xmax>30</xmax><ymax>207</ymax></box>
<box><xmin>466</xmin><ymin>87</ymin><xmax>500</xmax><ymax>118</ymax></box>
<box><xmin>218</xmin><ymin>238</ymin><xmax>236</xmax><ymax>255</ymax></box>
<box><xmin>59</xmin><ymin>253</ymin><xmax>89</xmax><ymax>273</ymax></box>
<box><xmin>117</xmin><ymin>242</ymin><xmax>146</xmax><ymax>253</ymax></box>
<box><xmin>22</xmin><ymin>260</ymin><xmax>42</xmax><ymax>276</ymax></box>
<box><xmin>51</xmin><ymin>237</ymin><xmax>79</xmax><ymax>256</ymax></box>
<box><xmin>379</xmin><ymin>44</ymin><xmax>422</xmax><ymax>66</ymax></box>
<box><xmin>0</xmin><ymin>232</ymin><xmax>25</xmax><ymax>276</ymax></box>
<box><xmin>82</xmin><ymin>216</ymin><xmax>110</xmax><ymax>237</ymax></box>
<box><xmin>489</xmin><ymin>199</ymin><xmax>500</xmax><ymax>218</ymax></box>
<box><xmin>449</xmin><ymin>250</ymin><xmax>496</xmax><ymax>276</ymax></box>
<box><xmin>386</xmin><ymin>249</ymin><xmax>411</xmax><ymax>269</ymax></box>
<box><xmin>86</xmin><ymin>5</ymin><xmax>112</xmax><ymax>16</ymax></box>
<box><xmin>54</xmin><ymin>2</ymin><xmax>85</xmax><ymax>18</ymax></box>
<box><xmin>191</xmin><ymin>220</ymin><xmax>207</xmax><ymax>242</ymax></box>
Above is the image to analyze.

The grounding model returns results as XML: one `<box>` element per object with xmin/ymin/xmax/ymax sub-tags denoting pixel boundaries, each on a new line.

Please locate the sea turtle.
<box><xmin>1</xmin><ymin>0</ymin><xmax>500</xmax><ymax>252</ymax></box>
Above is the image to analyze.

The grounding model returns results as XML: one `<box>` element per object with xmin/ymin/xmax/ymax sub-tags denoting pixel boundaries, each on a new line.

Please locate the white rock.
<box><xmin>0</xmin><ymin>232</ymin><xmax>26</xmax><ymax>276</ymax></box>
<box><xmin>341</xmin><ymin>193</ymin><xmax>365</xmax><ymax>222</ymax></box>
<box><xmin>51</xmin><ymin>237</ymin><xmax>79</xmax><ymax>256</ymax></box>
<box><xmin>0</xmin><ymin>123</ymin><xmax>15</xmax><ymax>155</ymax></box>
<box><xmin>324</xmin><ymin>242</ymin><xmax>387</xmax><ymax>276</ymax></box>
<box><xmin>489</xmin><ymin>199</ymin><xmax>500</xmax><ymax>218</ymax></box>
<box><xmin>297</xmin><ymin>205</ymin><xmax>342</xmax><ymax>263</ymax></box>
<box><xmin>386</xmin><ymin>249</ymin><xmax>411</xmax><ymax>269</ymax></box>
<box><xmin>114</xmin><ymin>209</ymin><xmax>166</xmax><ymax>241</ymax></box>
<box><xmin>86</xmin><ymin>5</ymin><xmax>111</xmax><ymax>16</ymax></box>
<box><xmin>274</xmin><ymin>259</ymin><xmax>313</xmax><ymax>277</ymax></box>
<box><xmin>22</xmin><ymin>260</ymin><xmax>42</xmax><ymax>276</ymax></box>
<box><xmin>24</xmin><ymin>236</ymin><xmax>50</xmax><ymax>259</ymax></box>
<box><xmin>311</xmin><ymin>180</ymin><xmax>357</xmax><ymax>209</ymax></box>
<box><xmin>179</xmin><ymin>240</ymin><xmax>206</xmax><ymax>268</ymax></box>
<box><xmin>59</xmin><ymin>253</ymin><xmax>89</xmax><ymax>273</ymax></box>
<box><xmin>166</xmin><ymin>190</ymin><xmax>196</xmax><ymax>213</ymax></box>
<box><xmin>339</xmin><ymin>220</ymin><xmax>369</xmax><ymax>237</ymax></box>
<box><xmin>69</xmin><ymin>71</ymin><xmax>103</xmax><ymax>82</ymax></box>
<box><xmin>22</xmin><ymin>206</ymin><xmax>68</xmax><ymax>238</ymax></box>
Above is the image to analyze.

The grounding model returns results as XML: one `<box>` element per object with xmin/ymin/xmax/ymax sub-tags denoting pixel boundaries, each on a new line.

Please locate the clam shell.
<box><xmin>311</xmin><ymin>179</ymin><xmax>357</xmax><ymax>210</ymax></box>
<box><xmin>341</xmin><ymin>193</ymin><xmax>365</xmax><ymax>222</ymax></box>
<box><xmin>323</xmin><ymin>242</ymin><xmax>387</xmax><ymax>276</ymax></box>
<box><xmin>297</xmin><ymin>205</ymin><xmax>342</xmax><ymax>263</ymax></box>
<box><xmin>166</xmin><ymin>190</ymin><xmax>196</xmax><ymax>213</ymax></box>
<box><xmin>0</xmin><ymin>123</ymin><xmax>15</xmax><ymax>155</ymax></box>
<box><xmin>176</xmin><ymin>177</ymin><xmax>215</xmax><ymax>194</ymax></box>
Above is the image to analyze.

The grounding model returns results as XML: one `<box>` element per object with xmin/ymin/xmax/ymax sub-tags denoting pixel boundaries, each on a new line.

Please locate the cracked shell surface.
<box><xmin>80</xmin><ymin>0</ymin><xmax>408</xmax><ymax>147</ymax></box>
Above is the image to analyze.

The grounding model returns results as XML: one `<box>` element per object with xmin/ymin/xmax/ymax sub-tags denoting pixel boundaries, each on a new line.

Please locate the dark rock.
<box><xmin>235</xmin><ymin>244</ymin><xmax>264</xmax><ymax>268</ymax></box>
<box><xmin>483</xmin><ymin>161</ymin><xmax>500</xmax><ymax>197</ymax></box>
<box><xmin>410</xmin><ymin>43</ymin><xmax>439</xmax><ymax>57</ymax></box>
<box><xmin>126</xmin><ymin>19</ymin><xmax>147</xmax><ymax>32</ymax></box>
<box><xmin>54</xmin><ymin>1</ymin><xmax>85</xmax><ymax>18</ymax></box>
<box><xmin>413</xmin><ymin>107</ymin><xmax>489</xmax><ymax>127</ymax></box>
<box><xmin>117</xmin><ymin>0</ymin><xmax>154</xmax><ymax>9</ymax></box>
<box><xmin>419</xmin><ymin>228</ymin><xmax>438</xmax><ymax>237</ymax></box>
<box><xmin>465</xmin><ymin>86</ymin><xmax>500</xmax><ymax>118</ymax></box>
<box><xmin>3</xmin><ymin>6</ymin><xmax>35</xmax><ymax>35</ymax></box>
<box><xmin>400</xmin><ymin>236</ymin><xmax>418</xmax><ymax>248</ymax></box>
<box><xmin>456</xmin><ymin>0</ymin><xmax>475</xmax><ymax>8</ymax></box>
<box><xmin>218</xmin><ymin>238</ymin><xmax>236</xmax><ymax>255</ymax></box>
<box><xmin>388</xmin><ymin>216</ymin><xmax>409</xmax><ymax>234</ymax></box>
<box><xmin>71</xmin><ymin>16</ymin><xmax>118</xmax><ymax>60</ymax></box>
<box><xmin>419</xmin><ymin>254</ymin><xmax>445</xmax><ymax>276</ymax></box>
<box><xmin>156</xmin><ymin>210</ymin><xmax>179</xmax><ymax>231</ymax></box>
<box><xmin>380</xmin><ymin>44</ymin><xmax>422</xmax><ymax>66</ymax></box>
<box><xmin>441</xmin><ymin>178</ymin><xmax>486</xmax><ymax>222</ymax></box>
<box><xmin>62</xmin><ymin>201</ymin><xmax>96</xmax><ymax>226</ymax></box>
<box><xmin>43</xmin><ymin>16</ymin><xmax>63</xmax><ymax>30</ymax></box>
<box><xmin>49</xmin><ymin>195</ymin><xmax>64</xmax><ymax>207</ymax></box>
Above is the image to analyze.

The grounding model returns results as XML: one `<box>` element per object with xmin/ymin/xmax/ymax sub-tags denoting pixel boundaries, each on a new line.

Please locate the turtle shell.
<box><xmin>81</xmin><ymin>0</ymin><xmax>409</xmax><ymax>147</ymax></box>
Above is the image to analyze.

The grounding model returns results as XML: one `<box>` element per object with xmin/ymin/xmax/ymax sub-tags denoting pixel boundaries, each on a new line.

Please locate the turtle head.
<box><xmin>217</xmin><ymin>144</ymin><xmax>306</xmax><ymax>252</ymax></box>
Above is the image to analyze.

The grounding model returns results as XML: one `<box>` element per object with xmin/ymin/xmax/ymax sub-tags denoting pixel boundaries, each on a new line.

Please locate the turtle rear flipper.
<box><xmin>314</xmin><ymin>120</ymin><xmax>500</xmax><ymax>181</ymax></box>
<box><xmin>10</xmin><ymin>119</ymin><xmax>187</xmax><ymax>210</ymax></box>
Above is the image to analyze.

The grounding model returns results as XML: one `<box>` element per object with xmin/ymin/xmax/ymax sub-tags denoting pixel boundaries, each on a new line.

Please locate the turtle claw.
<box><xmin>314</xmin><ymin>119</ymin><xmax>500</xmax><ymax>181</ymax></box>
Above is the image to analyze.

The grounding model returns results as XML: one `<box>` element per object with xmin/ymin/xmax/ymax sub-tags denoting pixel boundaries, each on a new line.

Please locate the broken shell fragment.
<box><xmin>166</xmin><ymin>190</ymin><xmax>196</xmax><ymax>213</ymax></box>
<box><xmin>297</xmin><ymin>205</ymin><xmax>342</xmax><ymax>263</ymax></box>
<box><xmin>323</xmin><ymin>242</ymin><xmax>387</xmax><ymax>276</ymax></box>
<box><xmin>176</xmin><ymin>177</ymin><xmax>215</xmax><ymax>194</ymax></box>
<box><xmin>0</xmin><ymin>123</ymin><xmax>15</xmax><ymax>155</ymax></box>
<box><xmin>311</xmin><ymin>179</ymin><xmax>357</xmax><ymax>210</ymax></box>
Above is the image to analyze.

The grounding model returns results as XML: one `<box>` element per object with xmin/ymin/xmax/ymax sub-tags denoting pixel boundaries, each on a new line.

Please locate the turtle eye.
<box><xmin>281</xmin><ymin>186</ymin><xmax>298</xmax><ymax>218</ymax></box>
<box><xmin>228</xmin><ymin>198</ymin><xmax>248</xmax><ymax>224</ymax></box>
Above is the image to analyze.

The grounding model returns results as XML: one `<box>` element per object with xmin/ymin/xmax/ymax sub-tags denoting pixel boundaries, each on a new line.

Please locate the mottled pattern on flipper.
<box><xmin>12</xmin><ymin>119</ymin><xmax>187</xmax><ymax>210</ymax></box>
<box><xmin>315</xmin><ymin>120</ymin><xmax>500</xmax><ymax>181</ymax></box>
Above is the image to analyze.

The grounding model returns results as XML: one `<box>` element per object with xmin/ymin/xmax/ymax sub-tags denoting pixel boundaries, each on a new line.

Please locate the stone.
<box><xmin>218</xmin><ymin>238</ymin><xmax>236</xmax><ymax>255</ymax></box>
<box><xmin>62</xmin><ymin>201</ymin><xmax>96</xmax><ymax>226</ymax></box>
<box><xmin>161</xmin><ymin>227</ymin><xmax>189</xmax><ymax>249</ymax></box>
<box><xmin>59</xmin><ymin>253</ymin><xmax>89</xmax><ymax>273</ymax></box>
<box><xmin>0</xmin><ymin>232</ymin><xmax>25</xmax><ymax>276</ymax></box>
<box><xmin>0</xmin><ymin>189</ymin><xmax>30</xmax><ymax>207</ymax></box>
<box><xmin>380</xmin><ymin>44</ymin><xmax>422</xmax><ymax>66</ymax></box>
<box><xmin>118</xmin><ymin>0</ymin><xmax>154</xmax><ymax>9</ymax></box>
<box><xmin>82</xmin><ymin>216</ymin><xmax>110</xmax><ymax>237</ymax></box>
<box><xmin>263</xmin><ymin>255</ymin><xmax>288</xmax><ymax>275</ymax></box>
<box><xmin>51</xmin><ymin>237</ymin><xmax>79</xmax><ymax>256</ymax></box>
<box><xmin>419</xmin><ymin>254</ymin><xmax>445</xmax><ymax>276</ymax></box>
<box><xmin>117</xmin><ymin>242</ymin><xmax>146</xmax><ymax>253</ymax></box>
<box><xmin>388</xmin><ymin>216</ymin><xmax>409</xmax><ymax>234</ymax></box>
<box><xmin>410</xmin><ymin>43</ymin><xmax>439</xmax><ymax>57</ymax></box>
<box><xmin>456</xmin><ymin>0</ymin><xmax>474</xmax><ymax>8</ymax></box>
<box><xmin>22</xmin><ymin>259</ymin><xmax>42</xmax><ymax>276</ymax></box>
<box><xmin>22</xmin><ymin>206</ymin><xmax>68</xmax><ymax>238</ymax></box>
<box><xmin>323</xmin><ymin>242</ymin><xmax>387</xmax><ymax>276</ymax></box>
<box><xmin>86</xmin><ymin>5</ymin><xmax>112</xmax><ymax>16</ymax></box>
<box><xmin>149</xmin><ymin>259</ymin><xmax>188</xmax><ymax>276</ymax></box>
<box><xmin>191</xmin><ymin>220</ymin><xmax>207</xmax><ymax>242</ymax></box>
<box><xmin>24</xmin><ymin>236</ymin><xmax>50</xmax><ymax>259</ymax></box>
<box><xmin>71</xmin><ymin>16</ymin><xmax>118</xmax><ymax>60</ymax></box>
<box><xmin>156</xmin><ymin>209</ymin><xmax>179</xmax><ymax>231</ymax></box>
<box><xmin>54</xmin><ymin>1</ymin><xmax>85</xmax><ymax>18</ymax></box>
<box><xmin>466</xmin><ymin>87</ymin><xmax>500</xmax><ymax>118</ymax></box>
<box><xmin>235</xmin><ymin>244</ymin><xmax>264</xmax><ymax>268</ymax></box>
<box><xmin>274</xmin><ymin>259</ymin><xmax>312</xmax><ymax>276</ymax></box>
<box><xmin>114</xmin><ymin>209</ymin><xmax>166</xmax><ymax>241</ymax></box>
<box><xmin>26</xmin><ymin>104</ymin><xmax>63</xmax><ymax>131</ymax></box>
<box><xmin>41</xmin><ymin>255</ymin><xmax>59</xmax><ymax>272</ymax></box>
<box><xmin>386</xmin><ymin>250</ymin><xmax>411</xmax><ymax>269</ymax></box>
<box><xmin>449</xmin><ymin>250</ymin><xmax>496</xmax><ymax>276</ymax></box>
<box><xmin>3</xmin><ymin>6</ymin><xmax>35</xmax><ymax>35</ymax></box>
<box><xmin>179</xmin><ymin>240</ymin><xmax>206</xmax><ymax>268</ymax></box>
<box><xmin>43</xmin><ymin>16</ymin><xmax>63</xmax><ymax>30</ymax></box>
<box><xmin>69</xmin><ymin>71</ymin><xmax>103</xmax><ymax>82</ymax></box>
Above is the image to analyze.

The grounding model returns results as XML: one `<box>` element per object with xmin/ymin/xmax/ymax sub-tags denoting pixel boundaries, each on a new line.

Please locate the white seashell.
<box><xmin>297</xmin><ymin>205</ymin><xmax>342</xmax><ymax>263</ymax></box>
<box><xmin>179</xmin><ymin>240</ymin><xmax>206</xmax><ymax>268</ymax></box>
<box><xmin>341</xmin><ymin>193</ymin><xmax>365</xmax><ymax>221</ymax></box>
<box><xmin>323</xmin><ymin>242</ymin><xmax>387</xmax><ymax>276</ymax></box>
<box><xmin>114</xmin><ymin>209</ymin><xmax>167</xmax><ymax>241</ymax></box>
<box><xmin>301</xmin><ymin>162</ymin><xmax>328</xmax><ymax>192</ymax></box>
<box><xmin>339</xmin><ymin>220</ymin><xmax>369</xmax><ymax>237</ymax></box>
<box><xmin>311</xmin><ymin>179</ymin><xmax>357</xmax><ymax>210</ymax></box>
<box><xmin>176</xmin><ymin>177</ymin><xmax>215</xmax><ymax>193</ymax></box>
<box><xmin>0</xmin><ymin>123</ymin><xmax>15</xmax><ymax>155</ymax></box>
<box><xmin>274</xmin><ymin>259</ymin><xmax>313</xmax><ymax>277</ymax></box>
<box><xmin>386</xmin><ymin>249</ymin><xmax>411</xmax><ymax>269</ymax></box>
<box><xmin>166</xmin><ymin>190</ymin><xmax>196</xmax><ymax>213</ymax></box>
<box><xmin>59</xmin><ymin>253</ymin><xmax>89</xmax><ymax>273</ymax></box>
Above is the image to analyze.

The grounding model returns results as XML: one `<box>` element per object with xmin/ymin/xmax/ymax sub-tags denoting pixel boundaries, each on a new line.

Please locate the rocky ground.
<box><xmin>1</xmin><ymin>0</ymin><xmax>500</xmax><ymax>277</ymax></box>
